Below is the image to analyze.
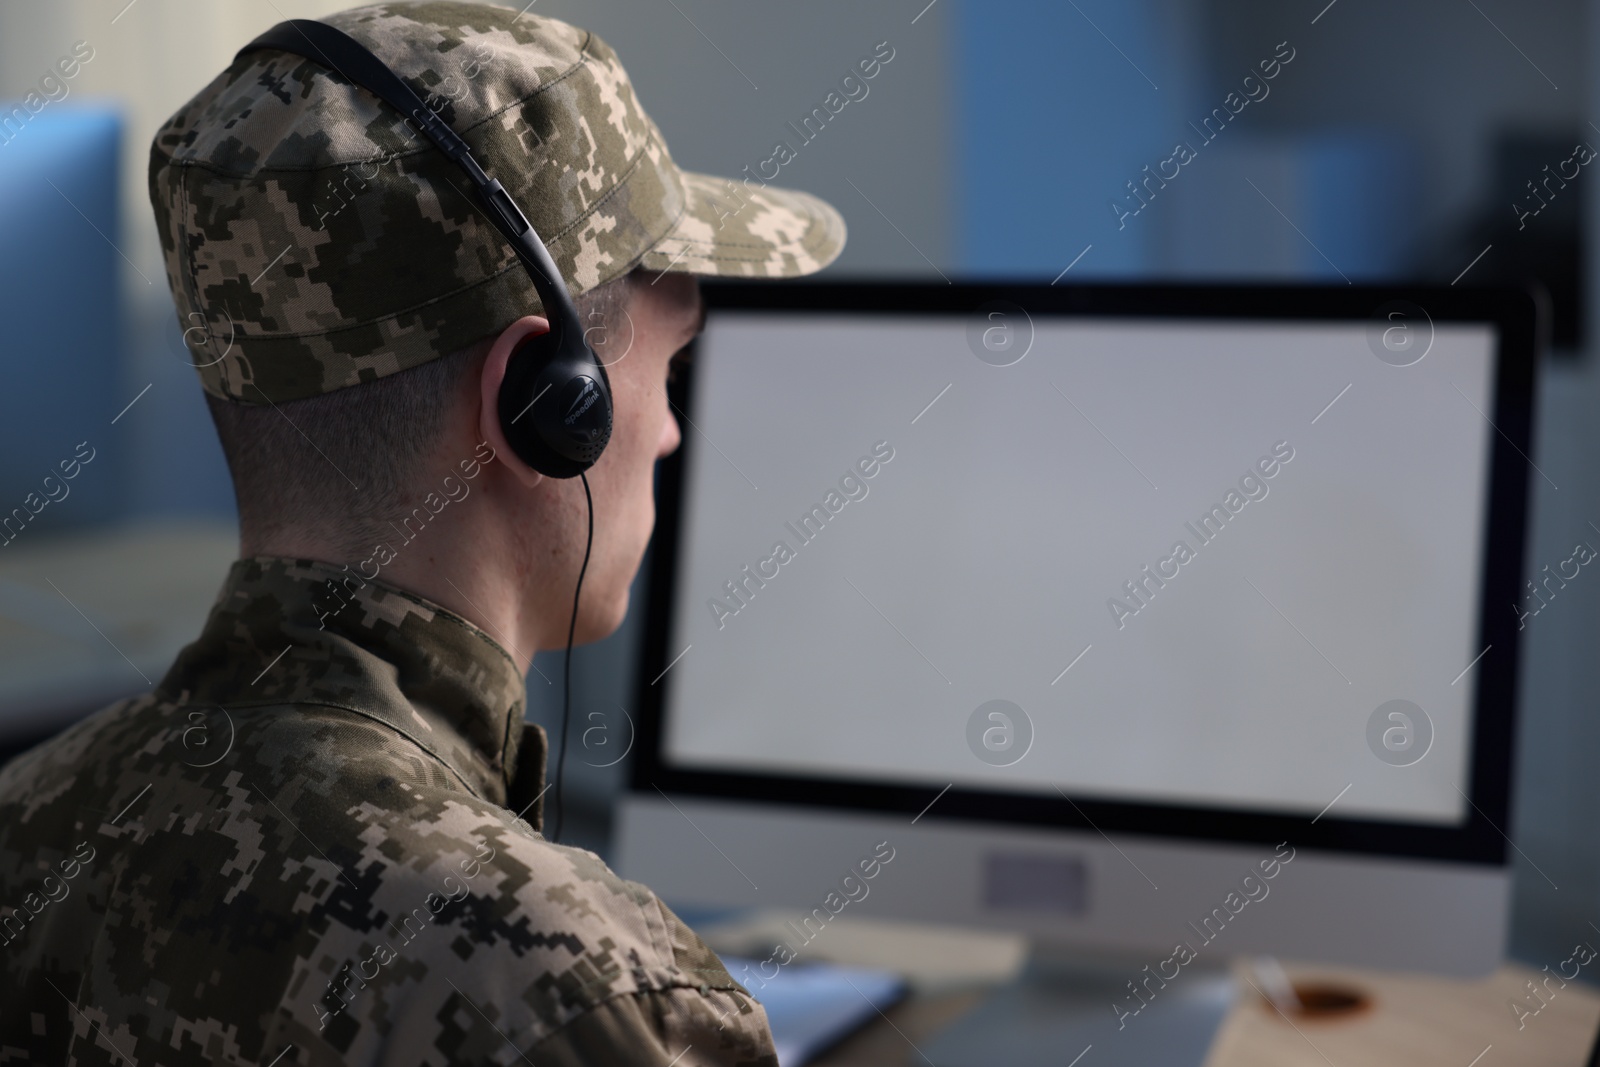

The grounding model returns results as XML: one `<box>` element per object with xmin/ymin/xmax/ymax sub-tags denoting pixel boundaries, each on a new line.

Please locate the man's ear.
<box><xmin>479</xmin><ymin>315</ymin><xmax>552</xmax><ymax>489</ymax></box>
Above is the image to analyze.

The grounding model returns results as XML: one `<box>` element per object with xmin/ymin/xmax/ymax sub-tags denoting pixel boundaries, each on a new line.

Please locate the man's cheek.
<box><xmin>661</xmin><ymin>407</ymin><xmax>683</xmax><ymax>456</ymax></box>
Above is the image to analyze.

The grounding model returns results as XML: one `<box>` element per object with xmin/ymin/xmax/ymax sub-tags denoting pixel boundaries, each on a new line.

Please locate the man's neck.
<box><xmin>243</xmin><ymin>500</ymin><xmax>555</xmax><ymax>672</ymax></box>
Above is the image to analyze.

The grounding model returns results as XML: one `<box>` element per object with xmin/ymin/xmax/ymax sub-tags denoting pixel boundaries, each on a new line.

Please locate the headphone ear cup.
<box><xmin>497</xmin><ymin>327</ymin><xmax>614</xmax><ymax>479</ymax></box>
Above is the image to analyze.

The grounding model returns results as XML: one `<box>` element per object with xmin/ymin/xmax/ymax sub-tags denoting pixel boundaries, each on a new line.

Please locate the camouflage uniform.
<box><xmin>0</xmin><ymin>558</ymin><xmax>776</xmax><ymax>1065</ymax></box>
<box><xmin>0</xmin><ymin>2</ymin><xmax>846</xmax><ymax>1061</ymax></box>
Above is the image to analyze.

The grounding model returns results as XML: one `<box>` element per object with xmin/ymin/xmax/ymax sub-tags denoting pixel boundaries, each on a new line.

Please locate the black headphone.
<box><xmin>238</xmin><ymin>19</ymin><xmax>613</xmax><ymax>479</ymax></box>
<box><xmin>238</xmin><ymin>21</ymin><xmax>612</xmax><ymax>841</ymax></box>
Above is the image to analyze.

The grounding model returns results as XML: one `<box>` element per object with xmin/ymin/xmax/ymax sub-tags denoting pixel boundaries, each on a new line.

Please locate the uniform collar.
<box><xmin>158</xmin><ymin>556</ymin><xmax>542</xmax><ymax>810</ymax></box>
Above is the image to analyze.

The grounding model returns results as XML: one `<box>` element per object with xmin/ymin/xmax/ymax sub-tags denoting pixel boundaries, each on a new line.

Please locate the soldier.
<box><xmin>0</xmin><ymin>3</ymin><xmax>844</xmax><ymax>1064</ymax></box>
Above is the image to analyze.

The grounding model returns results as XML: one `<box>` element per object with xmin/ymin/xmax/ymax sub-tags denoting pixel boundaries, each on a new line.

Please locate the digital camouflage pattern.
<box><xmin>149</xmin><ymin>1</ymin><xmax>846</xmax><ymax>404</ymax></box>
<box><xmin>0</xmin><ymin>558</ymin><xmax>776</xmax><ymax>1066</ymax></box>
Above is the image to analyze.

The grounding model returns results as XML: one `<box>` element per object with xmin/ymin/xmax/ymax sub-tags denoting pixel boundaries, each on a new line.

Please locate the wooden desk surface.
<box><xmin>810</xmin><ymin>960</ymin><xmax>1600</xmax><ymax>1067</ymax></box>
<box><xmin>1206</xmin><ymin>959</ymin><xmax>1600</xmax><ymax>1067</ymax></box>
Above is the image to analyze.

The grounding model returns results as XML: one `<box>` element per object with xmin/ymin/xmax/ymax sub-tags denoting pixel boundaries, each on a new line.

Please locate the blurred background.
<box><xmin>0</xmin><ymin>0</ymin><xmax>1591</xmax><ymax>975</ymax></box>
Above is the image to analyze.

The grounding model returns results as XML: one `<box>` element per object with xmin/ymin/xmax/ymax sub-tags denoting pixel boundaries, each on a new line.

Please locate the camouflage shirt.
<box><xmin>0</xmin><ymin>557</ymin><xmax>775</xmax><ymax>1066</ymax></box>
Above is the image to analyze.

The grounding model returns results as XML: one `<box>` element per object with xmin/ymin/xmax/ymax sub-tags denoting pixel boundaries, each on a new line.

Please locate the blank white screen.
<box><xmin>661</xmin><ymin>312</ymin><xmax>1496</xmax><ymax>824</ymax></box>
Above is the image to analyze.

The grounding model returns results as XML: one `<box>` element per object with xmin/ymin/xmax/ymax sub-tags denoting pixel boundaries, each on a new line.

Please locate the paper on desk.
<box><xmin>700</xmin><ymin>910</ymin><xmax>1028</xmax><ymax>994</ymax></box>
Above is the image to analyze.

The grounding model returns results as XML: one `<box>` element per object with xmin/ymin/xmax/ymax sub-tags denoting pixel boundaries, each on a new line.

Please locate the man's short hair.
<box><xmin>208</xmin><ymin>270</ymin><xmax>640</xmax><ymax>556</ymax></box>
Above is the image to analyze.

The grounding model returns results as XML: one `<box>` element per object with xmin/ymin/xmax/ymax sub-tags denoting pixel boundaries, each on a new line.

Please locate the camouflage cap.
<box><xmin>149</xmin><ymin>1</ymin><xmax>847</xmax><ymax>404</ymax></box>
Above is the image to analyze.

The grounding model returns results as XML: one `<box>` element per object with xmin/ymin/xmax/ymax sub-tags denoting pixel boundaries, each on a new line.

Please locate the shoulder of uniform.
<box><xmin>287</xmin><ymin>782</ymin><xmax>756</xmax><ymax>1055</ymax></box>
<box><xmin>364</xmin><ymin>790</ymin><xmax>714</xmax><ymax>988</ymax></box>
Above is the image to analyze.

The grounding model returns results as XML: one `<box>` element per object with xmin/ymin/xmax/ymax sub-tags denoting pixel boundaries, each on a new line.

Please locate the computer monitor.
<box><xmin>616</xmin><ymin>281</ymin><xmax>1538</xmax><ymax>983</ymax></box>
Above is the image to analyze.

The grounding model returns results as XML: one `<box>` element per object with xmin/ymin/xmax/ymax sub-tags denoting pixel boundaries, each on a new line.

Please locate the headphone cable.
<box><xmin>550</xmin><ymin>471</ymin><xmax>593</xmax><ymax>844</ymax></box>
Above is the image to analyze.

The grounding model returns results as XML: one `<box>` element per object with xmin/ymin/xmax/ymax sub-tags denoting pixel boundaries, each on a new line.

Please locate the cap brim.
<box><xmin>637</xmin><ymin>171</ymin><xmax>846</xmax><ymax>279</ymax></box>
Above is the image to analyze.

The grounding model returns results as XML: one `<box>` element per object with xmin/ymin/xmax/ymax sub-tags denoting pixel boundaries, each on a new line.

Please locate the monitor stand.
<box><xmin>921</xmin><ymin>942</ymin><xmax>1238</xmax><ymax>1067</ymax></box>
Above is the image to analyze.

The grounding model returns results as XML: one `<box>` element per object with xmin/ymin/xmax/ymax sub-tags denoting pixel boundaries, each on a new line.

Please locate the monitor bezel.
<box><xmin>631</xmin><ymin>280</ymin><xmax>1540</xmax><ymax>867</ymax></box>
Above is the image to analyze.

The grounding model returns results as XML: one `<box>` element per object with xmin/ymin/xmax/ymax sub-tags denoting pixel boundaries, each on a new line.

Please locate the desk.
<box><xmin>810</xmin><ymin>959</ymin><xmax>1600</xmax><ymax>1066</ymax></box>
